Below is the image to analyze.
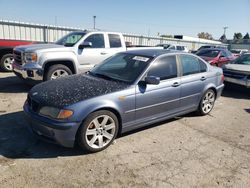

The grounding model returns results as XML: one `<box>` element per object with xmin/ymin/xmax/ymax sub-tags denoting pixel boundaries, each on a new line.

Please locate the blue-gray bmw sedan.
<box><xmin>24</xmin><ymin>49</ymin><xmax>224</xmax><ymax>152</ymax></box>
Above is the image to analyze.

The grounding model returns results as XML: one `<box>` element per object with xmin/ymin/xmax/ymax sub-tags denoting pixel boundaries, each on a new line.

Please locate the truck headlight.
<box><xmin>24</xmin><ymin>52</ymin><xmax>37</xmax><ymax>63</ymax></box>
<box><xmin>39</xmin><ymin>106</ymin><xmax>73</xmax><ymax>119</ymax></box>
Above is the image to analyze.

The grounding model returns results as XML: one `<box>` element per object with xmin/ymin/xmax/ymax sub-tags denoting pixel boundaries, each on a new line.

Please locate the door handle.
<box><xmin>100</xmin><ymin>52</ymin><xmax>107</xmax><ymax>55</ymax></box>
<box><xmin>200</xmin><ymin>76</ymin><xmax>206</xmax><ymax>81</ymax></box>
<box><xmin>172</xmin><ymin>82</ymin><xmax>180</xmax><ymax>87</ymax></box>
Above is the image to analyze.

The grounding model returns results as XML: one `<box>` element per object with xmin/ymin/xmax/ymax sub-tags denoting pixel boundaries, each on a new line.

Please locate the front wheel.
<box><xmin>197</xmin><ymin>89</ymin><xmax>216</xmax><ymax>115</ymax></box>
<box><xmin>0</xmin><ymin>54</ymin><xmax>14</xmax><ymax>72</ymax></box>
<box><xmin>77</xmin><ymin>110</ymin><xmax>119</xmax><ymax>153</ymax></box>
<box><xmin>44</xmin><ymin>64</ymin><xmax>72</xmax><ymax>81</ymax></box>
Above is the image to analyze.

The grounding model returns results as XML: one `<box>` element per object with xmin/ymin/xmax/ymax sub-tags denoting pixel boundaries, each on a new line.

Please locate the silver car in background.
<box><xmin>24</xmin><ymin>49</ymin><xmax>224</xmax><ymax>152</ymax></box>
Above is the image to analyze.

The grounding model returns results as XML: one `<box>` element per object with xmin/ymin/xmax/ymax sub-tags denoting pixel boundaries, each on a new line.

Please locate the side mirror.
<box><xmin>78</xmin><ymin>41</ymin><xmax>92</xmax><ymax>49</ymax></box>
<box><xmin>145</xmin><ymin>76</ymin><xmax>160</xmax><ymax>85</ymax></box>
<box><xmin>219</xmin><ymin>55</ymin><xmax>225</xmax><ymax>59</ymax></box>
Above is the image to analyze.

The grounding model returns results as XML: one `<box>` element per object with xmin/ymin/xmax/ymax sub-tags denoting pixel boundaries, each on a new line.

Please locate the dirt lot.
<box><xmin>0</xmin><ymin>72</ymin><xmax>250</xmax><ymax>188</ymax></box>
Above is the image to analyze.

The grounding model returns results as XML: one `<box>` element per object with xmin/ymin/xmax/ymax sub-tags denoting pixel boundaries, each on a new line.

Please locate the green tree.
<box><xmin>243</xmin><ymin>33</ymin><xmax>250</xmax><ymax>39</ymax></box>
<box><xmin>233</xmin><ymin>33</ymin><xmax>243</xmax><ymax>40</ymax></box>
<box><xmin>219</xmin><ymin>34</ymin><xmax>227</xmax><ymax>41</ymax></box>
<box><xmin>197</xmin><ymin>32</ymin><xmax>213</xmax><ymax>40</ymax></box>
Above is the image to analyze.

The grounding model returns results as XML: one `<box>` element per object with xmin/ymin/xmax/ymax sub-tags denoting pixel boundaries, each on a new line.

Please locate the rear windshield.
<box><xmin>196</xmin><ymin>50</ymin><xmax>220</xmax><ymax>58</ymax></box>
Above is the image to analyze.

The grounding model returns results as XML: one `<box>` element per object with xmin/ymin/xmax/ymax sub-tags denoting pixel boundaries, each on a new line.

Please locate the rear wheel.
<box><xmin>44</xmin><ymin>64</ymin><xmax>72</xmax><ymax>81</ymax></box>
<box><xmin>197</xmin><ymin>89</ymin><xmax>216</xmax><ymax>115</ymax></box>
<box><xmin>0</xmin><ymin>54</ymin><xmax>14</xmax><ymax>72</ymax></box>
<box><xmin>77</xmin><ymin>110</ymin><xmax>119</xmax><ymax>153</ymax></box>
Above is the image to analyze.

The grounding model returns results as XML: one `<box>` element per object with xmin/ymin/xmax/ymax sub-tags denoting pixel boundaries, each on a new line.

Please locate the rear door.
<box><xmin>178</xmin><ymin>54</ymin><xmax>207</xmax><ymax>111</ymax></box>
<box><xmin>135</xmin><ymin>55</ymin><xmax>181</xmax><ymax>124</ymax></box>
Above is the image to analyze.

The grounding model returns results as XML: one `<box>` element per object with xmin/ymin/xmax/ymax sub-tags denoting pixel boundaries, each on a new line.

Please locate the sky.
<box><xmin>0</xmin><ymin>0</ymin><xmax>250</xmax><ymax>39</ymax></box>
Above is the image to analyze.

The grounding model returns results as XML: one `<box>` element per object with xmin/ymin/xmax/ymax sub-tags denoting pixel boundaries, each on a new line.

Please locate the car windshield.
<box><xmin>230</xmin><ymin>50</ymin><xmax>240</xmax><ymax>54</ymax></box>
<box><xmin>231</xmin><ymin>54</ymin><xmax>250</xmax><ymax>65</ymax></box>
<box><xmin>196</xmin><ymin>49</ymin><xmax>220</xmax><ymax>57</ymax></box>
<box><xmin>89</xmin><ymin>53</ymin><xmax>153</xmax><ymax>83</ymax></box>
<box><xmin>55</xmin><ymin>32</ymin><xmax>86</xmax><ymax>47</ymax></box>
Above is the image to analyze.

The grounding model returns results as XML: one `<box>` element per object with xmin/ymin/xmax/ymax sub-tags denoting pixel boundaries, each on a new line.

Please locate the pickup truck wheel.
<box><xmin>0</xmin><ymin>54</ymin><xmax>14</xmax><ymax>72</ymax></box>
<box><xmin>77</xmin><ymin>110</ymin><xmax>119</xmax><ymax>153</ymax></box>
<box><xmin>45</xmin><ymin>64</ymin><xmax>72</xmax><ymax>81</ymax></box>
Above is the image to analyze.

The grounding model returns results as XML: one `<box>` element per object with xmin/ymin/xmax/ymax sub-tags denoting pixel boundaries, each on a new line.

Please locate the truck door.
<box><xmin>77</xmin><ymin>33</ymin><xmax>110</xmax><ymax>70</ymax></box>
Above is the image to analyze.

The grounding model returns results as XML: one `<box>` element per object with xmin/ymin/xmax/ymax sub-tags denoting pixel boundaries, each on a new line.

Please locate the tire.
<box><xmin>44</xmin><ymin>64</ymin><xmax>72</xmax><ymax>81</ymax></box>
<box><xmin>0</xmin><ymin>54</ymin><xmax>14</xmax><ymax>72</ymax></box>
<box><xmin>77</xmin><ymin>110</ymin><xmax>119</xmax><ymax>153</ymax></box>
<box><xmin>197</xmin><ymin>89</ymin><xmax>216</xmax><ymax>116</ymax></box>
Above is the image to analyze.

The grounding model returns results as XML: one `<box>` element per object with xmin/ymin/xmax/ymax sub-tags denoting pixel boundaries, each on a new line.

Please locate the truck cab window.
<box><xmin>108</xmin><ymin>34</ymin><xmax>122</xmax><ymax>48</ymax></box>
<box><xmin>84</xmin><ymin>34</ymin><xmax>105</xmax><ymax>48</ymax></box>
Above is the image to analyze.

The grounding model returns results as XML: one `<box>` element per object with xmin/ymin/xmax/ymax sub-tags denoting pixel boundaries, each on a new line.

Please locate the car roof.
<box><xmin>125</xmin><ymin>49</ymin><xmax>184</xmax><ymax>57</ymax></box>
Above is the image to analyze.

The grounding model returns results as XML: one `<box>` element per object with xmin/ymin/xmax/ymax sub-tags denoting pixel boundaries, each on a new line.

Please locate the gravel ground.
<box><xmin>0</xmin><ymin>72</ymin><xmax>250</xmax><ymax>188</ymax></box>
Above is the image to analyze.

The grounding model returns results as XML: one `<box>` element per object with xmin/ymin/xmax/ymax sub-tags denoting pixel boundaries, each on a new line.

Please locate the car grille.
<box><xmin>13</xmin><ymin>50</ymin><xmax>23</xmax><ymax>65</ymax></box>
<box><xmin>223</xmin><ymin>69</ymin><xmax>248</xmax><ymax>79</ymax></box>
<box><xmin>27</xmin><ymin>95</ymin><xmax>41</xmax><ymax>113</ymax></box>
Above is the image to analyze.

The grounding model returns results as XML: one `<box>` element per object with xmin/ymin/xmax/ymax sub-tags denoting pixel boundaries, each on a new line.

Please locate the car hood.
<box><xmin>14</xmin><ymin>43</ymin><xmax>65</xmax><ymax>53</ymax></box>
<box><xmin>29</xmin><ymin>74</ymin><xmax>130</xmax><ymax>108</ymax></box>
<box><xmin>223</xmin><ymin>64</ymin><xmax>250</xmax><ymax>75</ymax></box>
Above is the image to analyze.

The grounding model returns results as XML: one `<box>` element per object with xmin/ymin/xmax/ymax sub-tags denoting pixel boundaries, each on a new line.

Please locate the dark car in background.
<box><xmin>196</xmin><ymin>48</ymin><xmax>235</xmax><ymax>67</ymax></box>
<box><xmin>222</xmin><ymin>53</ymin><xmax>250</xmax><ymax>88</ymax></box>
<box><xmin>24</xmin><ymin>49</ymin><xmax>224</xmax><ymax>152</ymax></box>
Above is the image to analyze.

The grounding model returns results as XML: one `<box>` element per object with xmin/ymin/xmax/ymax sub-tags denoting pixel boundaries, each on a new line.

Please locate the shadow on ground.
<box><xmin>0</xmin><ymin>111</ymin><xmax>87</xmax><ymax>159</ymax></box>
<box><xmin>0</xmin><ymin>110</ymin><xmax>181</xmax><ymax>159</ymax></box>
<box><xmin>222</xmin><ymin>83</ymin><xmax>250</xmax><ymax>100</ymax></box>
<box><xmin>0</xmin><ymin>75</ymin><xmax>32</xmax><ymax>93</ymax></box>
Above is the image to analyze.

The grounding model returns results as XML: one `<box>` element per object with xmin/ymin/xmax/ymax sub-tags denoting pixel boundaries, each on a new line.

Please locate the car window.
<box><xmin>108</xmin><ymin>34</ymin><xmax>122</xmax><ymax>48</ymax></box>
<box><xmin>176</xmin><ymin>46</ymin><xmax>182</xmax><ymax>50</ymax></box>
<box><xmin>84</xmin><ymin>34</ymin><xmax>105</xmax><ymax>48</ymax></box>
<box><xmin>180</xmin><ymin>55</ymin><xmax>206</xmax><ymax>76</ymax></box>
<box><xmin>233</xmin><ymin>54</ymin><xmax>250</xmax><ymax>65</ymax></box>
<box><xmin>147</xmin><ymin>55</ymin><xmax>177</xmax><ymax>80</ymax></box>
<box><xmin>199</xmin><ymin>59</ymin><xmax>207</xmax><ymax>72</ymax></box>
<box><xmin>196</xmin><ymin>49</ymin><xmax>219</xmax><ymax>57</ymax></box>
<box><xmin>168</xmin><ymin>46</ymin><xmax>175</xmax><ymax>50</ymax></box>
<box><xmin>220</xmin><ymin>51</ymin><xmax>227</xmax><ymax>57</ymax></box>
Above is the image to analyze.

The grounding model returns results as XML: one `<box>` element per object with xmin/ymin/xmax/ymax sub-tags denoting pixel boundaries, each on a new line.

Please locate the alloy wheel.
<box><xmin>202</xmin><ymin>90</ymin><xmax>215</xmax><ymax>114</ymax></box>
<box><xmin>85</xmin><ymin>115</ymin><xmax>116</xmax><ymax>149</ymax></box>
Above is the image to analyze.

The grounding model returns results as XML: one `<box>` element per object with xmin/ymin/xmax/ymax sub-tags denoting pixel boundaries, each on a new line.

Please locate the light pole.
<box><xmin>223</xmin><ymin>26</ymin><xmax>228</xmax><ymax>36</ymax></box>
<box><xmin>93</xmin><ymin>16</ymin><xmax>96</xmax><ymax>30</ymax></box>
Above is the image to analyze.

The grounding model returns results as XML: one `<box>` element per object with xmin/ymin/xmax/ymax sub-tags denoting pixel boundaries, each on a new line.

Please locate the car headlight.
<box><xmin>39</xmin><ymin>106</ymin><xmax>73</xmax><ymax>119</ymax></box>
<box><xmin>24</xmin><ymin>52</ymin><xmax>37</xmax><ymax>63</ymax></box>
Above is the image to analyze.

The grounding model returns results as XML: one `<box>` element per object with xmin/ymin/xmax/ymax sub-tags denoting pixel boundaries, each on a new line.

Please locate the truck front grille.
<box><xmin>13</xmin><ymin>50</ymin><xmax>22</xmax><ymax>65</ymax></box>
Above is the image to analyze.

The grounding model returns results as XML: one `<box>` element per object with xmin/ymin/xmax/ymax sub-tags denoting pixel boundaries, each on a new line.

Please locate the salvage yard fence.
<box><xmin>0</xmin><ymin>20</ymin><xmax>223</xmax><ymax>50</ymax></box>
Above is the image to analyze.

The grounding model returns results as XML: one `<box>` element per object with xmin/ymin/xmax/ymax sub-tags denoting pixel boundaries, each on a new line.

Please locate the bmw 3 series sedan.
<box><xmin>24</xmin><ymin>49</ymin><xmax>224</xmax><ymax>152</ymax></box>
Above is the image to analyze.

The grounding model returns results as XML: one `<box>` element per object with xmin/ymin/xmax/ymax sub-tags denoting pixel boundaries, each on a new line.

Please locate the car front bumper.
<box><xmin>23</xmin><ymin>103</ymin><xmax>81</xmax><ymax>148</ymax></box>
<box><xmin>12</xmin><ymin>61</ymin><xmax>43</xmax><ymax>82</ymax></box>
<box><xmin>224</xmin><ymin>76</ymin><xmax>250</xmax><ymax>88</ymax></box>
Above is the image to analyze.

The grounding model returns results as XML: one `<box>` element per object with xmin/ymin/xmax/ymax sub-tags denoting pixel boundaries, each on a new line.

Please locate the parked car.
<box><xmin>222</xmin><ymin>53</ymin><xmax>250</xmax><ymax>88</ymax></box>
<box><xmin>230</xmin><ymin>49</ymin><xmax>249</xmax><ymax>57</ymax></box>
<box><xmin>24</xmin><ymin>49</ymin><xmax>224</xmax><ymax>152</ymax></box>
<box><xmin>12</xmin><ymin>31</ymin><xmax>163</xmax><ymax>84</ymax></box>
<box><xmin>0</xmin><ymin>39</ymin><xmax>34</xmax><ymax>72</ymax></box>
<box><xmin>191</xmin><ymin>45</ymin><xmax>227</xmax><ymax>54</ymax></box>
<box><xmin>196</xmin><ymin>48</ymin><xmax>235</xmax><ymax>67</ymax></box>
<box><xmin>156</xmin><ymin>44</ymin><xmax>189</xmax><ymax>52</ymax></box>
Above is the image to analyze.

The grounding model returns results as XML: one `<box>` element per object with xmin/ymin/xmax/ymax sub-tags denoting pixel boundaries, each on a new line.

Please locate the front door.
<box><xmin>77</xmin><ymin>33</ymin><xmax>110</xmax><ymax>71</ymax></box>
<box><xmin>135</xmin><ymin>55</ymin><xmax>181</xmax><ymax>124</ymax></box>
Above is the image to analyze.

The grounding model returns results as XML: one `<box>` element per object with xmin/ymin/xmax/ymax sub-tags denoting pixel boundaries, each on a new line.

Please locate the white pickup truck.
<box><xmin>13</xmin><ymin>31</ymin><xmax>158</xmax><ymax>83</ymax></box>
